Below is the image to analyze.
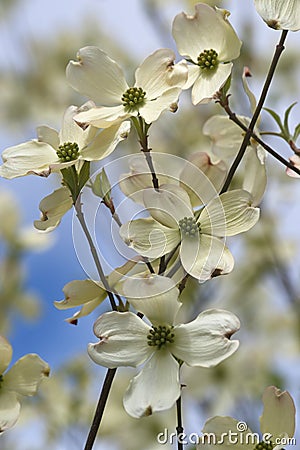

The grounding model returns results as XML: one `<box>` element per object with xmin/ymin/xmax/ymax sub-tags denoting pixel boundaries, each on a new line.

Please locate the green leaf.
<box><xmin>264</xmin><ymin>107</ymin><xmax>285</xmax><ymax>135</ymax></box>
<box><xmin>283</xmin><ymin>102</ymin><xmax>297</xmax><ymax>136</ymax></box>
<box><xmin>292</xmin><ymin>123</ymin><xmax>300</xmax><ymax>142</ymax></box>
<box><xmin>78</xmin><ymin>161</ymin><xmax>90</xmax><ymax>193</ymax></box>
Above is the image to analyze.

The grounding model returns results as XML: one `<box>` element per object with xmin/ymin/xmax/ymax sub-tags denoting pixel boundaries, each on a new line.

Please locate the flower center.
<box><xmin>56</xmin><ymin>142</ymin><xmax>80</xmax><ymax>162</ymax></box>
<box><xmin>121</xmin><ymin>87</ymin><xmax>146</xmax><ymax>112</ymax></box>
<box><xmin>147</xmin><ymin>325</ymin><xmax>175</xmax><ymax>350</ymax></box>
<box><xmin>197</xmin><ymin>49</ymin><xmax>219</xmax><ymax>71</ymax></box>
<box><xmin>253</xmin><ymin>442</ymin><xmax>275</xmax><ymax>450</ymax></box>
<box><xmin>178</xmin><ymin>216</ymin><xmax>200</xmax><ymax>238</ymax></box>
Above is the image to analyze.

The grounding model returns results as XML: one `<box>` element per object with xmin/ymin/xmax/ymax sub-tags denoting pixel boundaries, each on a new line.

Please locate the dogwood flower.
<box><xmin>172</xmin><ymin>3</ymin><xmax>242</xmax><ymax>104</ymax></box>
<box><xmin>120</xmin><ymin>184</ymin><xmax>259</xmax><ymax>282</ymax></box>
<box><xmin>0</xmin><ymin>103</ymin><xmax>130</xmax><ymax>179</ymax></box>
<box><xmin>0</xmin><ymin>336</ymin><xmax>50</xmax><ymax>433</ymax></box>
<box><xmin>254</xmin><ymin>0</ymin><xmax>300</xmax><ymax>31</ymax></box>
<box><xmin>34</xmin><ymin>186</ymin><xmax>73</xmax><ymax>232</ymax></box>
<box><xmin>203</xmin><ymin>115</ymin><xmax>267</xmax><ymax>205</ymax></box>
<box><xmin>88</xmin><ymin>275</ymin><xmax>240</xmax><ymax>418</ymax></box>
<box><xmin>66</xmin><ymin>47</ymin><xmax>188</xmax><ymax>128</ymax></box>
<box><xmin>119</xmin><ymin>152</ymin><xmax>227</xmax><ymax>208</ymax></box>
<box><xmin>198</xmin><ymin>386</ymin><xmax>295</xmax><ymax>449</ymax></box>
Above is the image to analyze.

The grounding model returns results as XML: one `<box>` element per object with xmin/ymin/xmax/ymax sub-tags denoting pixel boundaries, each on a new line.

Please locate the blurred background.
<box><xmin>0</xmin><ymin>0</ymin><xmax>300</xmax><ymax>449</ymax></box>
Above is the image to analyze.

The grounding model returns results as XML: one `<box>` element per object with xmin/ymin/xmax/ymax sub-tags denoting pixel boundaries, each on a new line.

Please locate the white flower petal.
<box><xmin>260</xmin><ymin>386</ymin><xmax>295</xmax><ymax>439</ymax></box>
<box><xmin>4</xmin><ymin>354</ymin><xmax>49</xmax><ymax>396</ymax></box>
<box><xmin>54</xmin><ymin>279</ymin><xmax>106</xmax><ymax>310</ymax></box>
<box><xmin>143</xmin><ymin>184</ymin><xmax>193</xmax><ymax>228</ymax></box>
<box><xmin>37</xmin><ymin>125</ymin><xmax>59</xmax><ymax>150</ymax></box>
<box><xmin>74</xmin><ymin>105</ymin><xmax>129</xmax><ymax>129</ymax></box>
<box><xmin>34</xmin><ymin>187</ymin><xmax>72</xmax><ymax>232</ymax></box>
<box><xmin>65</xmin><ymin>299</ymin><xmax>102</xmax><ymax>324</ymax></box>
<box><xmin>66</xmin><ymin>46</ymin><xmax>128</xmax><ymax>104</ymax></box>
<box><xmin>120</xmin><ymin>218</ymin><xmax>180</xmax><ymax>259</ymax></box>
<box><xmin>0</xmin><ymin>391</ymin><xmax>20</xmax><ymax>433</ymax></box>
<box><xmin>140</xmin><ymin>87</ymin><xmax>182</xmax><ymax>124</ymax></box>
<box><xmin>254</xmin><ymin>0</ymin><xmax>300</xmax><ymax>31</ymax></box>
<box><xmin>0</xmin><ymin>336</ymin><xmax>12</xmax><ymax>375</ymax></box>
<box><xmin>135</xmin><ymin>49</ymin><xmax>187</xmax><ymax>98</ymax></box>
<box><xmin>242</xmin><ymin>148</ymin><xmax>266</xmax><ymax>206</ymax></box>
<box><xmin>59</xmin><ymin>105</ymin><xmax>89</xmax><ymax>149</ymax></box>
<box><xmin>123</xmin><ymin>351</ymin><xmax>180</xmax><ymax>418</ymax></box>
<box><xmin>0</xmin><ymin>141</ymin><xmax>57</xmax><ymax>179</ymax></box>
<box><xmin>81</xmin><ymin>121</ymin><xmax>130</xmax><ymax>161</ymax></box>
<box><xmin>180</xmin><ymin>234</ymin><xmax>234</xmax><ymax>282</ymax></box>
<box><xmin>179</xmin><ymin>152</ymin><xmax>227</xmax><ymax>207</ymax></box>
<box><xmin>122</xmin><ymin>274</ymin><xmax>181</xmax><ymax>325</ymax></box>
<box><xmin>200</xmin><ymin>189</ymin><xmax>260</xmax><ymax>237</ymax></box>
<box><xmin>172</xmin><ymin>4</ymin><xmax>241</xmax><ymax>62</ymax></box>
<box><xmin>201</xmin><ymin>416</ymin><xmax>252</xmax><ymax>449</ymax></box>
<box><xmin>173</xmin><ymin>309</ymin><xmax>240</xmax><ymax>367</ymax></box>
<box><xmin>88</xmin><ymin>312</ymin><xmax>151</xmax><ymax>368</ymax></box>
<box><xmin>191</xmin><ymin>63</ymin><xmax>232</xmax><ymax>105</ymax></box>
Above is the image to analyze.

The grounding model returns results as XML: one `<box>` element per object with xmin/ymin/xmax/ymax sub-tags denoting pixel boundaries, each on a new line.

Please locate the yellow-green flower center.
<box><xmin>56</xmin><ymin>142</ymin><xmax>80</xmax><ymax>162</ymax></box>
<box><xmin>121</xmin><ymin>87</ymin><xmax>146</xmax><ymax>112</ymax></box>
<box><xmin>253</xmin><ymin>441</ymin><xmax>275</xmax><ymax>450</ymax></box>
<box><xmin>147</xmin><ymin>325</ymin><xmax>175</xmax><ymax>350</ymax></box>
<box><xmin>197</xmin><ymin>49</ymin><xmax>219</xmax><ymax>71</ymax></box>
<box><xmin>179</xmin><ymin>216</ymin><xmax>200</xmax><ymax>238</ymax></box>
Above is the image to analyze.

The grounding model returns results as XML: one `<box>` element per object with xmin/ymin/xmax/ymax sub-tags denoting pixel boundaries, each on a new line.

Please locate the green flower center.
<box><xmin>56</xmin><ymin>142</ymin><xmax>80</xmax><ymax>162</ymax></box>
<box><xmin>197</xmin><ymin>49</ymin><xmax>219</xmax><ymax>71</ymax></box>
<box><xmin>147</xmin><ymin>325</ymin><xmax>175</xmax><ymax>350</ymax></box>
<box><xmin>253</xmin><ymin>442</ymin><xmax>275</xmax><ymax>450</ymax></box>
<box><xmin>121</xmin><ymin>87</ymin><xmax>146</xmax><ymax>112</ymax></box>
<box><xmin>178</xmin><ymin>216</ymin><xmax>200</xmax><ymax>238</ymax></box>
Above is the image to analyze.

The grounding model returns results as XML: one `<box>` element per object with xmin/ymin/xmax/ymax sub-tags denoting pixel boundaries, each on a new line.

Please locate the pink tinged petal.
<box><xmin>173</xmin><ymin>309</ymin><xmax>240</xmax><ymax>367</ymax></box>
<box><xmin>200</xmin><ymin>189</ymin><xmax>260</xmax><ymax>237</ymax></box>
<box><xmin>286</xmin><ymin>154</ymin><xmax>300</xmax><ymax>178</ymax></box>
<box><xmin>119</xmin><ymin>217</ymin><xmax>180</xmax><ymax>259</ymax></box>
<box><xmin>143</xmin><ymin>184</ymin><xmax>193</xmax><ymax>228</ymax></box>
<box><xmin>0</xmin><ymin>336</ymin><xmax>12</xmax><ymax>374</ymax></box>
<box><xmin>123</xmin><ymin>351</ymin><xmax>180</xmax><ymax>418</ymax></box>
<box><xmin>172</xmin><ymin>4</ymin><xmax>241</xmax><ymax>62</ymax></box>
<box><xmin>81</xmin><ymin>121</ymin><xmax>130</xmax><ymax>161</ymax></box>
<box><xmin>0</xmin><ymin>391</ymin><xmax>20</xmax><ymax>433</ymax></box>
<box><xmin>4</xmin><ymin>354</ymin><xmax>50</xmax><ymax>396</ymax></box>
<box><xmin>260</xmin><ymin>386</ymin><xmax>296</xmax><ymax>439</ymax></box>
<box><xmin>191</xmin><ymin>63</ymin><xmax>233</xmax><ymax>105</ymax></box>
<box><xmin>74</xmin><ymin>105</ymin><xmax>129</xmax><ymax>129</ymax></box>
<box><xmin>0</xmin><ymin>141</ymin><xmax>58</xmax><ymax>179</ymax></box>
<box><xmin>54</xmin><ymin>279</ymin><xmax>106</xmax><ymax>310</ymax></box>
<box><xmin>66</xmin><ymin>46</ymin><xmax>128</xmax><ymax>105</ymax></box>
<box><xmin>34</xmin><ymin>187</ymin><xmax>72</xmax><ymax>232</ymax></box>
<box><xmin>254</xmin><ymin>0</ymin><xmax>300</xmax><ymax>31</ymax></box>
<box><xmin>88</xmin><ymin>312</ymin><xmax>152</xmax><ymax>368</ymax></box>
<box><xmin>135</xmin><ymin>49</ymin><xmax>187</xmax><ymax>99</ymax></box>
<box><xmin>180</xmin><ymin>234</ymin><xmax>234</xmax><ymax>282</ymax></box>
<box><xmin>139</xmin><ymin>87</ymin><xmax>182</xmax><ymax>124</ymax></box>
<box><xmin>122</xmin><ymin>274</ymin><xmax>181</xmax><ymax>325</ymax></box>
<box><xmin>37</xmin><ymin>125</ymin><xmax>59</xmax><ymax>150</ymax></box>
<box><xmin>179</xmin><ymin>152</ymin><xmax>227</xmax><ymax>207</ymax></box>
<box><xmin>201</xmin><ymin>416</ymin><xmax>253</xmax><ymax>449</ymax></box>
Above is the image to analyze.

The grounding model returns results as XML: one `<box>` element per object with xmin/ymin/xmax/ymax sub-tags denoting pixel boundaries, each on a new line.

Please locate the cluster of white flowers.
<box><xmin>0</xmin><ymin>0</ymin><xmax>298</xmax><ymax>443</ymax></box>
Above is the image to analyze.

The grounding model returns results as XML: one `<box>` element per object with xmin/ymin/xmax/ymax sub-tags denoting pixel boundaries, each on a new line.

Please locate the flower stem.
<box><xmin>220</xmin><ymin>29</ymin><xmax>289</xmax><ymax>193</ymax></box>
<box><xmin>84</xmin><ymin>368</ymin><xmax>117</xmax><ymax>450</ymax></box>
<box><xmin>176</xmin><ymin>396</ymin><xmax>184</xmax><ymax>450</ymax></box>
<box><xmin>74</xmin><ymin>195</ymin><xmax>117</xmax><ymax>311</ymax></box>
